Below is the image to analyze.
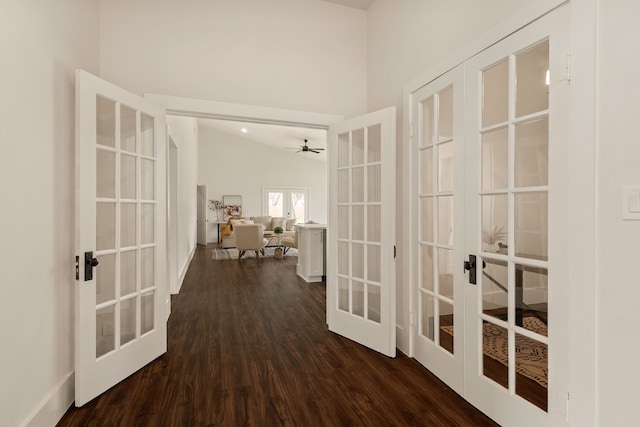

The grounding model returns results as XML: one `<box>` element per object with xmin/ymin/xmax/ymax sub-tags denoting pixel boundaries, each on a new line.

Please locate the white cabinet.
<box><xmin>296</xmin><ymin>224</ymin><xmax>326</xmax><ymax>283</ymax></box>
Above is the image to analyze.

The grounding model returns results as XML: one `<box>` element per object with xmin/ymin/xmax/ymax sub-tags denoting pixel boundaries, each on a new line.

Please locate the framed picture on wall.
<box><xmin>223</xmin><ymin>195</ymin><xmax>242</xmax><ymax>220</ymax></box>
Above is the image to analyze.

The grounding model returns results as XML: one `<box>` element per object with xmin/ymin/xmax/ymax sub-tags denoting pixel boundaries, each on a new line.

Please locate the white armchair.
<box><xmin>281</xmin><ymin>226</ymin><xmax>298</xmax><ymax>255</ymax></box>
<box><xmin>234</xmin><ymin>224</ymin><xmax>268</xmax><ymax>259</ymax></box>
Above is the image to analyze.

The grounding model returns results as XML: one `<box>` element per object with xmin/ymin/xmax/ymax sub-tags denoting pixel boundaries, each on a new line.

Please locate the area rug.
<box><xmin>211</xmin><ymin>247</ymin><xmax>298</xmax><ymax>260</ymax></box>
<box><xmin>441</xmin><ymin>317</ymin><xmax>548</xmax><ymax>388</ymax></box>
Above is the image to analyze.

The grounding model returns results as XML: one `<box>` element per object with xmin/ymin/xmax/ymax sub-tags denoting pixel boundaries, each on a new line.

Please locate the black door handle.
<box><xmin>464</xmin><ymin>254</ymin><xmax>477</xmax><ymax>285</ymax></box>
<box><xmin>84</xmin><ymin>251</ymin><xmax>99</xmax><ymax>281</ymax></box>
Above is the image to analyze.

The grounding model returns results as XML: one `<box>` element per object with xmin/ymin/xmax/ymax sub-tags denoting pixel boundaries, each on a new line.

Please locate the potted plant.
<box><xmin>273</xmin><ymin>226</ymin><xmax>284</xmax><ymax>235</ymax></box>
<box><xmin>209</xmin><ymin>199</ymin><xmax>224</xmax><ymax>221</ymax></box>
<box><xmin>482</xmin><ymin>226</ymin><xmax>506</xmax><ymax>253</ymax></box>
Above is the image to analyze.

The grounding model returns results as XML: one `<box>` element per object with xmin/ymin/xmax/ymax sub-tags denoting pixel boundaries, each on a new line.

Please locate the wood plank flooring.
<box><xmin>58</xmin><ymin>244</ymin><xmax>499</xmax><ymax>427</ymax></box>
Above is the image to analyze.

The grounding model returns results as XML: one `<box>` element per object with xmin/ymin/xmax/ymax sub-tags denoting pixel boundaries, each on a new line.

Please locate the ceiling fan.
<box><xmin>286</xmin><ymin>139</ymin><xmax>325</xmax><ymax>154</ymax></box>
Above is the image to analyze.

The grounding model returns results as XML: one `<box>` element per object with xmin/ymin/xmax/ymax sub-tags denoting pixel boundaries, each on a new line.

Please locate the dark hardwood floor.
<box><xmin>58</xmin><ymin>245</ymin><xmax>499</xmax><ymax>427</ymax></box>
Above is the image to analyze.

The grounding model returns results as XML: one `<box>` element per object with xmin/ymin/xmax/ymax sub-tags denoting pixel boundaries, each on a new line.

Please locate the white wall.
<box><xmin>99</xmin><ymin>0</ymin><xmax>367</xmax><ymax>119</ymax></box>
<box><xmin>198</xmin><ymin>125</ymin><xmax>327</xmax><ymax>242</ymax></box>
<box><xmin>167</xmin><ymin>116</ymin><xmax>199</xmax><ymax>291</ymax></box>
<box><xmin>0</xmin><ymin>1</ymin><xmax>100</xmax><ymax>426</ymax></box>
<box><xmin>596</xmin><ymin>1</ymin><xmax>640</xmax><ymax>424</ymax></box>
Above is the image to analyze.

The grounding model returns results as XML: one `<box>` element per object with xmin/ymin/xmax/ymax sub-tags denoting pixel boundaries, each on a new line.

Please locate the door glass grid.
<box><xmin>478</xmin><ymin>39</ymin><xmax>549</xmax><ymax>411</ymax></box>
<box><xmin>95</xmin><ymin>96</ymin><xmax>157</xmax><ymax>358</ymax></box>
<box><xmin>336</xmin><ymin>127</ymin><xmax>382</xmax><ymax>324</ymax></box>
<box><xmin>418</xmin><ymin>87</ymin><xmax>456</xmax><ymax>354</ymax></box>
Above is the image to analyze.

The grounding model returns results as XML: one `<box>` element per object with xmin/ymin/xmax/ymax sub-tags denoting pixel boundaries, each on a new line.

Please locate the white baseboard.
<box><xmin>22</xmin><ymin>372</ymin><xmax>74</xmax><ymax>427</ymax></box>
<box><xmin>176</xmin><ymin>243</ymin><xmax>197</xmax><ymax>294</ymax></box>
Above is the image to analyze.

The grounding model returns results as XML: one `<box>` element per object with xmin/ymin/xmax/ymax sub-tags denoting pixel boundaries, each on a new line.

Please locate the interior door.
<box><xmin>463</xmin><ymin>6</ymin><xmax>569</xmax><ymax>425</ymax></box>
<box><xmin>327</xmin><ymin>107</ymin><xmax>396</xmax><ymax>357</ymax></box>
<box><xmin>410</xmin><ymin>65</ymin><xmax>465</xmax><ymax>393</ymax></box>
<box><xmin>197</xmin><ymin>184</ymin><xmax>207</xmax><ymax>244</ymax></box>
<box><xmin>75</xmin><ymin>70</ymin><xmax>167</xmax><ymax>406</ymax></box>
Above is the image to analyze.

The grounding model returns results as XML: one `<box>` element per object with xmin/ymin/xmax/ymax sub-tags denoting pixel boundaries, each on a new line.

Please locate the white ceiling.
<box><xmin>198</xmin><ymin>118</ymin><xmax>328</xmax><ymax>162</ymax></box>
<box><xmin>321</xmin><ymin>0</ymin><xmax>375</xmax><ymax>11</ymax></box>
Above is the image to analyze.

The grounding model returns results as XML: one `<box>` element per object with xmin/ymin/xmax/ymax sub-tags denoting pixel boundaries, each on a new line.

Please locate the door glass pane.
<box><xmin>141</xmin><ymin>247</ymin><xmax>155</xmax><ymax>290</ymax></box>
<box><xmin>120</xmin><ymin>250</ymin><xmax>137</xmax><ymax>296</ymax></box>
<box><xmin>141</xmin><ymin>291</ymin><xmax>154</xmax><ymax>334</ymax></box>
<box><xmin>482</xmin><ymin>195</ymin><xmax>508</xmax><ymax>253</ymax></box>
<box><xmin>352</xmin><ymin>205</ymin><xmax>364</xmax><ymax>241</ymax></box>
<box><xmin>438</xmin><ymin>142</ymin><xmax>454</xmax><ymax>192</ymax></box>
<box><xmin>367</xmin><ymin>244</ymin><xmax>381</xmax><ymax>282</ymax></box>
<box><xmin>352</xmin><ymin>243</ymin><xmax>364</xmax><ymax>279</ymax></box>
<box><xmin>97</xmin><ymin>150</ymin><xmax>115</xmax><ymax>198</ymax></box>
<box><xmin>420</xmin><ymin>147</ymin><xmax>434</xmax><ymax>193</ymax></box>
<box><xmin>515</xmin><ymin>333</ymin><xmax>548</xmax><ymax>411</ymax></box>
<box><xmin>121</xmin><ymin>203</ymin><xmax>136</xmax><ymax>248</ymax></box>
<box><xmin>338</xmin><ymin>277</ymin><xmax>349</xmax><ymax>311</ymax></box>
<box><xmin>515</xmin><ymin>192</ymin><xmax>548</xmax><ymax>260</ymax></box>
<box><xmin>352</xmin><ymin>167</ymin><xmax>364</xmax><ymax>203</ymax></box>
<box><xmin>515</xmin><ymin>118</ymin><xmax>548</xmax><ymax>188</ymax></box>
<box><xmin>96</xmin><ymin>96</ymin><xmax>116</xmax><ymax>148</ymax></box>
<box><xmin>268</xmin><ymin>192</ymin><xmax>284</xmax><ymax>217</ymax></box>
<box><xmin>120</xmin><ymin>297</ymin><xmax>136</xmax><ymax>346</ymax></box>
<box><xmin>420</xmin><ymin>197</ymin><xmax>434</xmax><ymax>242</ymax></box>
<box><xmin>439</xmin><ymin>300</ymin><xmax>454</xmax><ymax>354</ymax></box>
<box><xmin>120</xmin><ymin>105</ymin><xmax>136</xmax><ymax>153</ymax></box>
<box><xmin>367</xmin><ymin>284</ymin><xmax>381</xmax><ymax>323</ymax></box>
<box><xmin>437</xmin><ymin>196</ymin><xmax>453</xmax><ymax>245</ymax></box>
<box><xmin>438</xmin><ymin>87</ymin><xmax>453</xmax><ymax>140</ymax></box>
<box><xmin>482</xmin><ymin>258</ymin><xmax>508</xmax><ymax>321</ymax></box>
<box><xmin>140</xmin><ymin>113</ymin><xmax>155</xmax><ymax>157</ymax></box>
<box><xmin>96</xmin><ymin>305</ymin><xmax>115</xmax><ymax>358</ymax></box>
<box><xmin>421</xmin><ymin>292</ymin><xmax>434</xmax><ymax>340</ymax></box>
<box><xmin>352</xmin><ymin>128</ymin><xmax>365</xmax><ymax>165</ymax></box>
<box><xmin>96</xmin><ymin>253</ymin><xmax>115</xmax><ymax>305</ymax></box>
<box><xmin>437</xmin><ymin>248</ymin><xmax>454</xmax><ymax>299</ymax></box>
<box><xmin>367</xmin><ymin>165</ymin><xmax>381</xmax><ymax>203</ymax></box>
<box><xmin>516</xmin><ymin>40</ymin><xmax>549</xmax><ymax>118</ymax></box>
<box><xmin>482</xmin><ymin>127</ymin><xmax>508</xmax><ymax>190</ymax></box>
<box><xmin>338</xmin><ymin>133</ymin><xmax>349</xmax><ymax>168</ymax></box>
<box><xmin>482</xmin><ymin>320</ymin><xmax>508</xmax><ymax>389</ymax></box>
<box><xmin>141</xmin><ymin>204</ymin><xmax>155</xmax><ymax>245</ymax></box>
<box><xmin>121</xmin><ymin>154</ymin><xmax>136</xmax><ymax>200</ymax></box>
<box><xmin>338</xmin><ymin>242</ymin><xmax>349</xmax><ymax>275</ymax></box>
<box><xmin>516</xmin><ymin>264</ymin><xmax>548</xmax><ymax>334</ymax></box>
<box><xmin>338</xmin><ymin>170</ymin><xmax>349</xmax><ymax>203</ymax></box>
<box><xmin>367</xmin><ymin>206</ymin><xmax>381</xmax><ymax>243</ymax></box>
<box><xmin>291</xmin><ymin>192</ymin><xmax>306</xmax><ymax>222</ymax></box>
<box><xmin>352</xmin><ymin>280</ymin><xmax>364</xmax><ymax>317</ymax></box>
<box><xmin>367</xmin><ymin>125</ymin><xmax>381</xmax><ymax>163</ymax></box>
<box><xmin>420</xmin><ymin>245</ymin><xmax>434</xmax><ymax>292</ymax></box>
<box><xmin>420</xmin><ymin>96</ymin><xmax>434</xmax><ymax>147</ymax></box>
<box><xmin>482</xmin><ymin>60</ymin><xmax>509</xmax><ymax>127</ymax></box>
<box><xmin>141</xmin><ymin>159</ymin><xmax>155</xmax><ymax>200</ymax></box>
<box><xmin>96</xmin><ymin>202</ymin><xmax>116</xmax><ymax>251</ymax></box>
<box><xmin>338</xmin><ymin>206</ymin><xmax>349</xmax><ymax>239</ymax></box>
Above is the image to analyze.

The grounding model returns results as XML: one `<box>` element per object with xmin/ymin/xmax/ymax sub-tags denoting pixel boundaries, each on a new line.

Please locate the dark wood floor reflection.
<box><xmin>58</xmin><ymin>245</ymin><xmax>498</xmax><ymax>426</ymax></box>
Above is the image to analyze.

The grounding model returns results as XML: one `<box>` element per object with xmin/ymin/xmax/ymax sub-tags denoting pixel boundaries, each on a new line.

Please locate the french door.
<box><xmin>410</xmin><ymin>5</ymin><xmax>570</xmax><ymax>426</ymax></box>
<box><xmin>410</xmin><ymin>65</ymin><xmax>465</xmax><ymax>393</ymax></box>
<box><xmin>263</xmin><ymin>187</ymin><xmax>309</xmax><ymax>223</ymax></box>
<box><xmin>327</xmin><ymin>107</ymin><xmax>396</xmax><ymax>357</ymax></box>
<box><xmin>75</xmin><ymin>70</ymin><xmax>167</xmax><ymax>406</ymax></box>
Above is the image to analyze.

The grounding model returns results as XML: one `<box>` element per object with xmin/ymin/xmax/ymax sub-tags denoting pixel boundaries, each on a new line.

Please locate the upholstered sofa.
<box><xmin>220</xmin><ymin>216</ymin><xmax>296</xmax><ymax>248</ymax></box>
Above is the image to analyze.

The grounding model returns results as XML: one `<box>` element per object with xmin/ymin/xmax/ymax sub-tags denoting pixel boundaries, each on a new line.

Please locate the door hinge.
<box><xmin>394</xmin><ymin>245</ymin><xmax>397</xmax><ymax>259</ymax></box>
<box><xmin>410</xmin><ymin>311</ymin><xmax>416</xmax><ymax>326</ymax></box>
<box><xmin>75</xmin><ymin>256</ymin><xmax>79</xmax><ymax>281</ymax></box>
<box><xmin>565</xmin><ymin>53</ymin><xmax>572</xmax><ymax>83</ymax></box>
<box><xmin>409</xmin><ymin>123</ymin><xmax>416</xmax><ymax>138</ymax></box>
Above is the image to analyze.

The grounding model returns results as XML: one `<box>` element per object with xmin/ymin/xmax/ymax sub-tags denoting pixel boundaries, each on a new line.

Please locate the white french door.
<box><xmin>263</xmin><ymin>187</ymin><xmax>309</xmax><ymax>223</ymax></box>
<box><xmin>409</xmin><ymin>5</ymin><xmax>570</xmax><ymax>426</ymax></box>
<box><xmin>410</xmin><ymin>65</ymin><xmax>465</xmax><ymax>393</ymax></box>
<box><xmin>75</xmin><ymin>70</ymin><xmax>167</xmax><ymax>406</ymax></box>
<box><xmin>327</xmin><ymin>107</ymin><xmax>396</xmax><ymax>357</ymax></box>
<box><xmin>463</xmin><ymin>6</ymin><xmax>570</xmax><ymax>426</ymax></box>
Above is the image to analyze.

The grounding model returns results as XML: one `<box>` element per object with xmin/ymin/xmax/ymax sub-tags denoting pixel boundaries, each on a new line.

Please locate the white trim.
<box><xmin>22</xmin><ymin>373</ymin><xmax>74</xmax><ymax>427</ymax></box>
<box><xmin>144</xmin><ymin>94</ymin><xmax>344</xmax><ymax>129</ymax></box>
<box><xmin>177</xmin><ymin>242</ymin><xmax>197</xmax><ymax>293</ymax></box>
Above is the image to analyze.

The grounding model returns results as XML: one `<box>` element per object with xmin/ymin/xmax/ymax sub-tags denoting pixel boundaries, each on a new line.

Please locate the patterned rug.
<box><xmin>441</xmin><ymin>317</ymin><xmax>548</xmax><ymax>387</ymax></box>
<box><xmin>211</xmin><ymin>247</ymin><xmax>297</xmax><ymax>260</ymax></box>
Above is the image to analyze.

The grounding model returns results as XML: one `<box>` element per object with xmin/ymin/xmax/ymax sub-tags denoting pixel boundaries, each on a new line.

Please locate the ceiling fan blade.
<box><xmin>309</xmin><ymin>149</ymin><xmax>321</xmax><ymax>153</ymax></box>
<box><xmin>310</xmin><ymin>147</ymin><xmax>325</xmax><ymax>151</ymax></box>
